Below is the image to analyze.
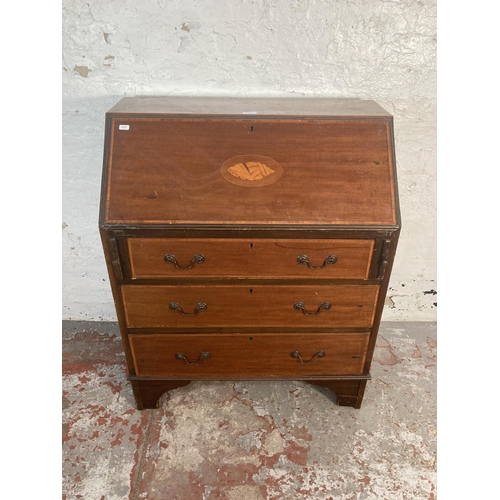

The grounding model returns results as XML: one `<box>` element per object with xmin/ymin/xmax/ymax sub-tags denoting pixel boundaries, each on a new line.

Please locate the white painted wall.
<box><xmin>62</xmin><ymin>0</ymin><xmax>436</xmax><ymax>322</ymax></box>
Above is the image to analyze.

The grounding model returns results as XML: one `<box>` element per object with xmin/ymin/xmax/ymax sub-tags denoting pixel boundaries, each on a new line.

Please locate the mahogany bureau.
<box><xmin>99</xmin><ymin>96</ymin><xmax>400</xmax><ymax>410</ymax></box>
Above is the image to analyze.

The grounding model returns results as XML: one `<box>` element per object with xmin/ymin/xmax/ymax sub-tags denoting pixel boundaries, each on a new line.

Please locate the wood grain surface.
<box><xmin>105</xmin><ymin>118</ymin><xmax>396</xmax><ymax>225</ymax></box>
<box><xmin>129</xmin><ymin>332</ymin><xmax>370</xmax><ymax>377</ymax></box>
<box><xmin>121</xmin><ymin>284</ymin><xmax>379</xmax><ymax>328</ymax></box>
<box><xmin>127</xmin><ymin>238</ymin><xmax>374</xmax><ymax>279</ymax></box>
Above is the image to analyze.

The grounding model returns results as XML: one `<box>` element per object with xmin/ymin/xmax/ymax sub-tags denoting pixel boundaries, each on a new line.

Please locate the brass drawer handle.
<box><xmin>175</xmin><ymin>351</ymin><xmax>210</xmax><ymax>365</ymax></box>
<box><xmin>297</xmin><ymin>254</ymin><xmax>337</xmax><ymax>269</ymax></box>
<box><xmin>164</xmin><ymin>253</ymin><xmax>205</xmax><ymax>270</ymax></box>
<box><xmin>291</xmin><ymin>350</ymin><xmax>326</xmax><ymax>364</ymax></box>
<box><xmin>169</xmin><ymin>302</ymin><xmax>207</xmax><ymax>316</ymax></box>
<box><xmin>294</xmin><ymin>301</ymin><xmax>331</xmax><ymax>316</ymax></box>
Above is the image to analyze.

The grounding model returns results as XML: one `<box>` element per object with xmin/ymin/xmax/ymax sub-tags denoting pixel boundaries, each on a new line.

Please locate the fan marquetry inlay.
<box><xmin>228</xmin><ymin>161</ymin><xmax>275</xmax><ymax>181</ymax></box>
<box><xmin>220</xmin><ymin>154</ymin><xmax>283</xmax><ymax>187</ymax></box>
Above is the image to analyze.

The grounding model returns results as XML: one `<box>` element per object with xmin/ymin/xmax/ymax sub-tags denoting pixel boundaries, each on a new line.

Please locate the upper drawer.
<box><xmin>128</xmin><ymin>238</ymin><xmax>375</xmax><ymax>279</ymax></box>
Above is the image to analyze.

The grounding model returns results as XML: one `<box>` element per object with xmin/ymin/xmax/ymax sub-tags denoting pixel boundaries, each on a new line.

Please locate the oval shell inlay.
<box><xmin>220</xmin><ymin>155</ymin><xmax>283</xmax><ymax>187</ymax></box>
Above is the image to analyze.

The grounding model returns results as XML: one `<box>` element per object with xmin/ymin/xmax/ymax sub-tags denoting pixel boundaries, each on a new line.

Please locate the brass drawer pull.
<box><xmin>297</xmin><ymin>254</ymin><xmax>337</xmax><ymax>269</ymax></box>
<box><xmin>164</xmin><ymin>253</ymin><xmax>205</xmax><ymax>270</ymax></box>
<box><xmin>291</xmin><ymin>350</ymin><xmax>326</xmax><ymax>364</ymax></box>
<box><xmin>169</xmin><ymin>302</ymin><xmax>207</xmax><ymax>316</ymax></box>
<box><xmin>175</xmin><ymin>351</ymin><xmax>210</xmax><ymax>365</ymax></box>
<box><xmin>294</xmin><ymin>301</ymin><xmax>331</xmax><ymax>316</ymax></box>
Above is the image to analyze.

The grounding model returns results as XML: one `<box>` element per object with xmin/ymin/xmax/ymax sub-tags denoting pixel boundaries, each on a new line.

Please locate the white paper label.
<box><xmin>242</xmin><ymin>111</ymin><xmax>257</xmax><ymax>114</ymax></box>
<box><xmin>119</xmin><ymin>124</ymin><xmax>130</xmax><ymax>130</ymax></box>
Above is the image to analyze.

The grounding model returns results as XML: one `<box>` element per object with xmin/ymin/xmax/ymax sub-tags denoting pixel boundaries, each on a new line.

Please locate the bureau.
<box><xmin>99</xmin><ymin>96</ymin><xmax>400</xmax><ymax>410</ymax></box>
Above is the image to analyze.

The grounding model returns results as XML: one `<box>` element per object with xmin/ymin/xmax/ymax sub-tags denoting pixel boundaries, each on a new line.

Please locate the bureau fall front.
<box><xmin>99</xmin><ymin>96</ymin><xmax>400</xmax><ymax>410</ymax></box>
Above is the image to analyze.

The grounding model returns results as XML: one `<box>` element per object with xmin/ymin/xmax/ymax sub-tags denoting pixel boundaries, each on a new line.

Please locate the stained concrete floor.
<box><xmin>62</xmin><ymin>321</ymin><xmax>437</xmax><ymax>500</ymax></box>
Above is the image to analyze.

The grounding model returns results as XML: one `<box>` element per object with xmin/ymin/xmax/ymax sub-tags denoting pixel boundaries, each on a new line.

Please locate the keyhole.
<box><xmin>250</xmin><ymin>126</ymin><xmax>254</xmax><ymax>132</ymax></box>
<box><xmin>249</xmin><ymin>243</ymin><xmax>254</xmax><ymax>250</ymax></box>
<box><xmin>249</xmin><ymin>337</ymin><xmax>253</xmax><ymax>341</ymax></box>
<box><xmin>249</xmin><ymin>289</ymin><xmax>253</xmax><ymax>294</ymax></box>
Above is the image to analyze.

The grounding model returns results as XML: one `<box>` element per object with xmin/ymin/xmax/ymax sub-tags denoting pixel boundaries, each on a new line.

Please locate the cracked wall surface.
<box><xmin>62</xmin><ymin>0</ymin><xmax>437</xmax><ymax>321</ymax></box>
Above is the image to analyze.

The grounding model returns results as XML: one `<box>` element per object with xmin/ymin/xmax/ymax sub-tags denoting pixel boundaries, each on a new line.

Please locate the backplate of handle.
<box><xmin>175</xmin><ymin>351</ymin><xmax>210</xmax><ymax>365</ymax></box>
<box><xmin>169</xmin><ymin>302</ymin><xmax>207</xmax><ymax>316</ymax></box>
<box><xmin>164</xmin><ymin>253</ymin><xmax>205</xmax><ymax>270</ymax></box>
<box><xmin>294</xmin><ymin>301</ymin><xmax>331</xmax><ymax>316</ymax></box>
<box><xmin>290</xmin><ymin>350</ymin><xmax>325</xmax><ymax>364</ymax></box>
<box><xmin>297</xmin><ymin>254</ymin><xmax>337</xmax><ymax>269</ymax></box>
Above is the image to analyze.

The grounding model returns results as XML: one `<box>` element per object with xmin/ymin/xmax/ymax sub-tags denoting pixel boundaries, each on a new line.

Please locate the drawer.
<box><xmin>129</xmin><ymin>332</ymin><xmax>370</xmax><ymax>377</ymax></box>
<box><xmin>127</xmin><ymin>238</ymin><xmax>374</xmax><ymax>279</ymax></box>
<box><xmin>122</xmin><ymin>284</ymin><xmax>379</xmax><ymax>328</ymax></box>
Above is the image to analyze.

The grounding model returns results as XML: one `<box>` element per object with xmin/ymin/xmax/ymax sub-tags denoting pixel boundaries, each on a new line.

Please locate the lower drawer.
<box><xmin>129</xmin><ymin>332</ymin><xmax>370</xmax><ymax>377</ymax></box>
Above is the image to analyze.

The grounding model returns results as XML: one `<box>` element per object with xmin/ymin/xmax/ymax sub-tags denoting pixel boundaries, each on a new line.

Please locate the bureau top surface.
<box><xmin>106</xmin><ymin>96</ymin><xmax>392</xmax><ymax>118</ymax></box>
<box><xmin>101</xmin><ymin>97</ymin><xmax>399</xmax><ymax>228</ymax></box>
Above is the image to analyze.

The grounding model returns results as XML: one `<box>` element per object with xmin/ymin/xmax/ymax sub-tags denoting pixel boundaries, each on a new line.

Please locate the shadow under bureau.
<box><xmin>99</xmin><ymin>96</ymin><xmax>400</xmax><ymax>410</ymax></box>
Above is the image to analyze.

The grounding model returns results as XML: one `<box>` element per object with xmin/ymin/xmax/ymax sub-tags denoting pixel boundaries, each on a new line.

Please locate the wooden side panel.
<box><xmin>129</xmin><ymin>332</ymin><xmax>370</xmax><ymax>377</ymax></box>
<box><xmin>128</xmin><ymin>238</ymin><xmax>375</xmax><ymax>279</ymax></box>
<box><xmin>121</xmin><ymin>284</ymin><xmax>379</xmax><ymax>328</ymax></box>
<box><xmin>105</xmin><ymin>118</ymin><xmax>395</xmax><ymax>226</ymax></box>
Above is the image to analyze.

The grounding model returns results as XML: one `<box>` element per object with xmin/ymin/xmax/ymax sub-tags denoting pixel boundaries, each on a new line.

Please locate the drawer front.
<box><xmin>122</xmin><ymin>284</ymin><xmax>379</xmax><ymax>328</ymax></box>
<box><xmin>127</xmin><ymin>238</ymin><xmax>374</xmax><ymax>279</ymax></box>
<box><xmin>129</xmin><ymin>332</ymin><xmax>370</xmax><ymax>377</ymax></box>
